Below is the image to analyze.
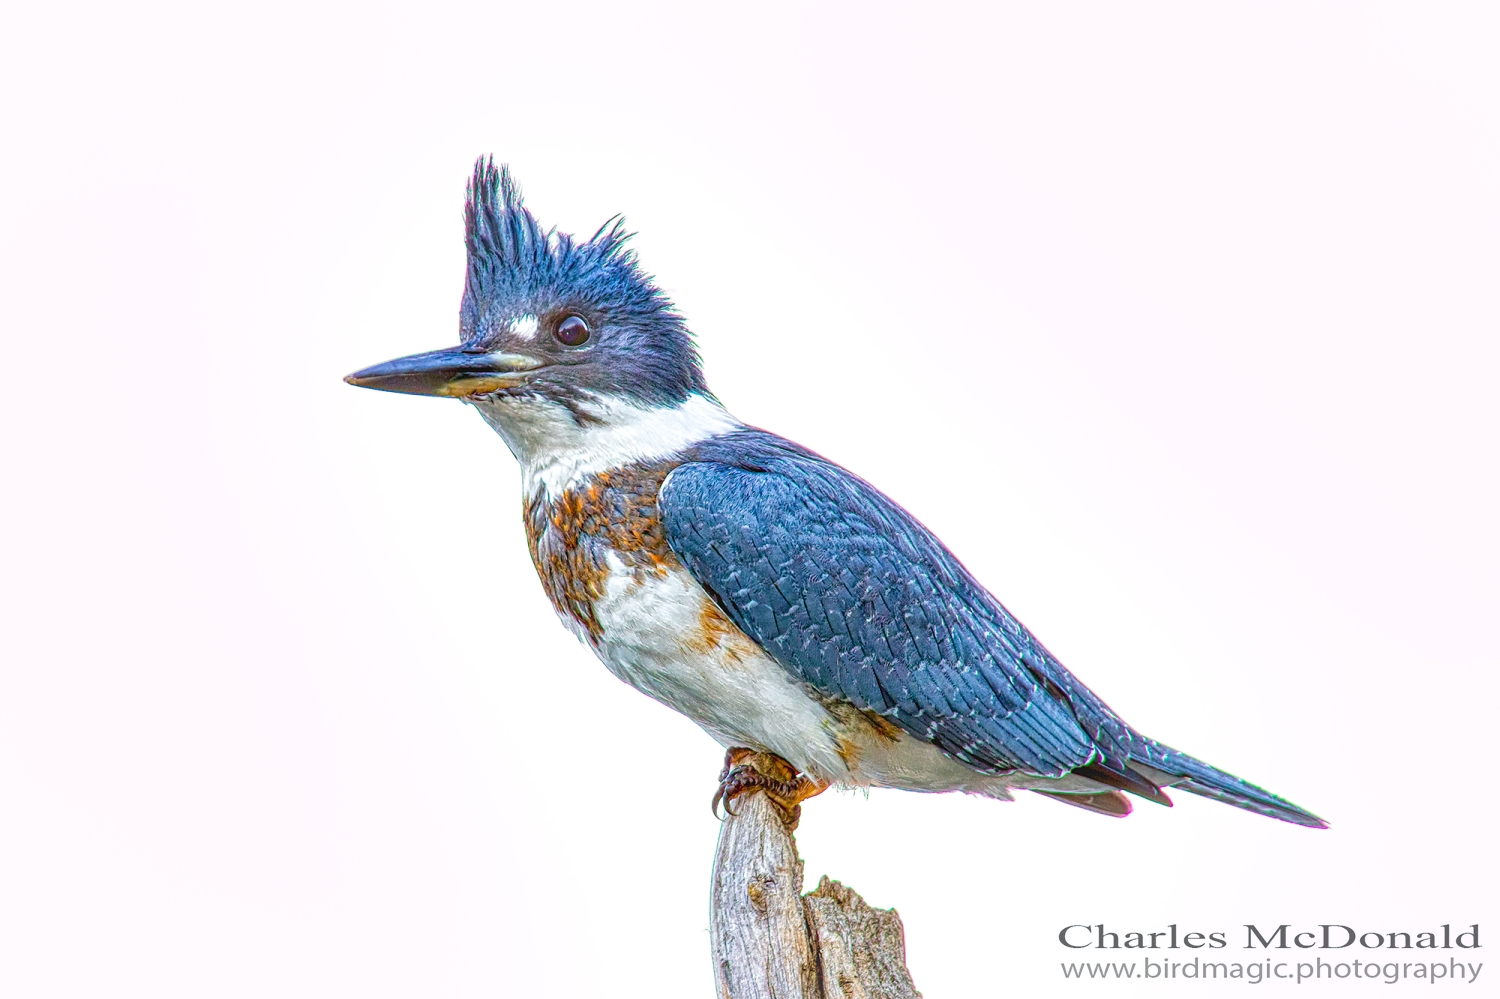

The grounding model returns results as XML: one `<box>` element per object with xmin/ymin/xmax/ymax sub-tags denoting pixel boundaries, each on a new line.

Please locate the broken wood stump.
<box><xmin>709</xmin><ymin>789</ymin><xmax>921</xmax><ymax>999</ymax></box>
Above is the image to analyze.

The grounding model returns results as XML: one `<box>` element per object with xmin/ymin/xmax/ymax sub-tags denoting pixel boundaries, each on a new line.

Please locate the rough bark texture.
<box><xmin>710</xmin><ymin>791</ymin><xmax>820</xmax><ymax>999</ymax></box>
<box><xmin>710</xmin><ymin>791</ymin><xmax>921</xmax><ymax>999</ymax></box>
<box><xmin>804</xmin><ymin>877</ymin><xmax>921</xmax><ymax>999</ymax></box>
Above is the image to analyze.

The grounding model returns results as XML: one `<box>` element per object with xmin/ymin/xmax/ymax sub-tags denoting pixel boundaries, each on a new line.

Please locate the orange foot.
<box><xmin>711</xmin><ymin>748</ymin><xmax>829</xmax><ymax>829</ymax></box>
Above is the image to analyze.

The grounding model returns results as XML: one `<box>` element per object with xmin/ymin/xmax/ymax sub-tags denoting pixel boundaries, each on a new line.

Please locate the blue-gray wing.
<box><xmin>659</xmin><ymin>430</ymin><xmax>1134</xmax><ymax>777</ymax></box>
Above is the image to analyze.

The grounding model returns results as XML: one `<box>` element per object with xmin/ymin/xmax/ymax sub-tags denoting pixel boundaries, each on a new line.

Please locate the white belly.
<box><xmin>584</xmin><ymin>557</ymin><xmax>852</xmax><ymax>782</ymax></box>
<box><xmin>573</xmin><ymin>556</ymin><xmax>1084</xmax><ymax>799</ymax></box>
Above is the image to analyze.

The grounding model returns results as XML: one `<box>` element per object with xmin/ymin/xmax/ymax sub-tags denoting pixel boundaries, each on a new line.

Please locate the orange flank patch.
<box><xmin>685</xmin><ymin>596</ymin><xmax>756</xmax><ymax>668</ymax></box>
<box><xmin>817</xmin><ymin>697</ymin><xmax>904</xmax><ymax>771</ymax></box>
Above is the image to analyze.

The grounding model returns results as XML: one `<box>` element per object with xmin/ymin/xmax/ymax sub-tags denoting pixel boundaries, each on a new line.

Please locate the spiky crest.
<box><xmin>458</xmin><ymin>157</ymin><xmax>709</xmax><ymax>404</ymax></box>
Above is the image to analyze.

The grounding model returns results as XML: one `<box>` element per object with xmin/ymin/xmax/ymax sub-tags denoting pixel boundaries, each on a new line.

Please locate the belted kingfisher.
<box><xmin>346</xmin><ymin>159</ymin><xmax>1326</xmax><ymax>829</ymax></box>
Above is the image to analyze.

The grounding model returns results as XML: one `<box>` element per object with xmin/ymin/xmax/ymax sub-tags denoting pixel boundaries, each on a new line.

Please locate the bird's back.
<box><xmin>658</xmin><ymin>427</ymin><xmax>1327</xmax><ymax>827</ymax></box>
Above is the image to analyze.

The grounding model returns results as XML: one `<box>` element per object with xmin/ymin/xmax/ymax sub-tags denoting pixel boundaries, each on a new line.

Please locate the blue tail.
<box><xmin>1132</xmin><ymin>741</ymin><xmax>1328</xmax><ymax>828</ymax></box>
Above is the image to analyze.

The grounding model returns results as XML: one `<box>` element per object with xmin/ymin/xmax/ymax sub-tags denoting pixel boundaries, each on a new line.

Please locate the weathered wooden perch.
<box><xmin>710</xmin><ymin>790</ymin><xmax>921</xmax><ymax>999</ymax></box>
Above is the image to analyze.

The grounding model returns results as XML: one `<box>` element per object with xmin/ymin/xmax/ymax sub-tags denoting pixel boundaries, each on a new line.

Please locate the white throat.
<box><xmin>471</xmin><ymin>391</ymin><xmax>741</xmax><ymax>499</ymax></box>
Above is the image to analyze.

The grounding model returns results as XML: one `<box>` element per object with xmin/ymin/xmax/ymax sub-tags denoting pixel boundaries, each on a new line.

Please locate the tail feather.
<box><xmin>1033</xmin><ymin>788</ymin><xmax>1134</xmax><ymax>818</ymax></box>
<box><xmin>1074</xmin><ymin>760</ymin><xmax>1173</xmax><ymax>807</ymax></box>
<box><xmin>1132</xmin><ymin>743</ymin><xmax>1328</xmax><ymax>829</ymax></box>
<box><xmin>1033</xmin><ymin>656</ymin><xmax>1326</xmax><ymax>828</ymax></box>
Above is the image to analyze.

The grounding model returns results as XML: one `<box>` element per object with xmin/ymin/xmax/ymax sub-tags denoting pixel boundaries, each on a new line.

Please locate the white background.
<box><xmin>2</xmin><ymin>3</ymin><xmax>1496</xmax><ymax>996</ymax></box>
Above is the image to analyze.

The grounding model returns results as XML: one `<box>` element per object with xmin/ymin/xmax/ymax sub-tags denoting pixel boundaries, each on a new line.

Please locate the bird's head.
<box><xmin>346</xmin><ymin>158</ymin><xmax>710</xmax><ymax>423</ymax></box>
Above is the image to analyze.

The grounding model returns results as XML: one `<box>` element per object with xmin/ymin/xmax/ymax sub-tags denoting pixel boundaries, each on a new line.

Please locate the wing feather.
<box><xmin>658</xmin><ymin>429</ymin><xmax>1327</xmax><ymax>828</ymax></box>
<box><xmin>660</xmin><ymin>433</ymin><xmax>1108</xmax><ymax>777</ymax></box>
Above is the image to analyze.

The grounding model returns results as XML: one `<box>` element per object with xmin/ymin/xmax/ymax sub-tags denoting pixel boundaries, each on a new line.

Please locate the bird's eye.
<box><xmin>555</xmin><ymin>314</ymin><xmax>590</xmax><ymax>347</ymax></box>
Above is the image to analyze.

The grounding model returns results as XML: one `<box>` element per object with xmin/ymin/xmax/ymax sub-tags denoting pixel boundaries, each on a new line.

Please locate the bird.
<box><xmin>346</xmin><ymin>158</ymin><xmax>1326</xmax><ymax>830</ymax></box>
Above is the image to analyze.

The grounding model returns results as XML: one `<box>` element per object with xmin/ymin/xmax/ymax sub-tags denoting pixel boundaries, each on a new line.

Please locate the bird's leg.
<box><xmin>711</xmin><ymin>748</ymin><xmax>829</xmax><ymax>830</ymax></box>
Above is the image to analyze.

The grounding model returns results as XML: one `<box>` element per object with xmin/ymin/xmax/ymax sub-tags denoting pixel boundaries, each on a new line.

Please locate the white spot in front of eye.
<box><xmin>509</xmin><ymin>314</ymin><xmax>539</xmax><ymax>340</ymax></box>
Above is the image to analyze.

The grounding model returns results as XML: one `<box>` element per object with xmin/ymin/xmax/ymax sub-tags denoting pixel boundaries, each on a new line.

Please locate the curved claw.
<box><xmin>713</xmin><ymin>765</ymin><xmax>755</xmax><ymax>820</ymax></box>
<box><xmin>712</xmin><ymin>751</ymin><xmax>826</xmax><ymax>827</ymax></box>
<box><xmin>710</xmin><ymin>785</ymin><xmax>725</xmax><ymax>819</ymax></box>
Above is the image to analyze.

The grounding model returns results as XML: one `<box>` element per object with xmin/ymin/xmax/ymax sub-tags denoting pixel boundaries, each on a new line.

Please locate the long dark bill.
<box><xmin>344</xmin><ymin>347</ymin><xmax>543</xmax><ymax>397</ymax></box>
